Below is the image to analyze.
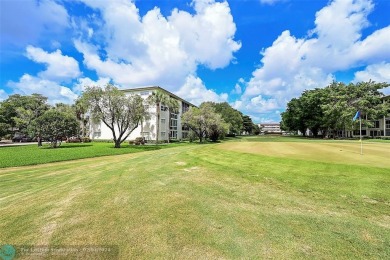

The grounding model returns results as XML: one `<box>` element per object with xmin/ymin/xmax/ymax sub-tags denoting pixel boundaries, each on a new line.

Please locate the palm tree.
<box><xmin>147</xmin><ymin>89</ymin><xmax>174</xmax><ymax>144</ymax></box>
<box><xmin>166</xmin><ymin>97</ymin><xmax>179</xmax><ymax>143</ymax></box>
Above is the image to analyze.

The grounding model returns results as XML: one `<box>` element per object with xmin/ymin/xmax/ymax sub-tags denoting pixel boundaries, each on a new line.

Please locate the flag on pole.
<box><xmin>353</xmin><ymin>111</ymin><xmax>360</xmax><ymax>121</ymax></box>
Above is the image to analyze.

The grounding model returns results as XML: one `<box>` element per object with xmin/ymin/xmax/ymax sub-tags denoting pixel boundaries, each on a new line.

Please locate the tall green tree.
<box><xmin>205</xmin><ymin>102</ymin><xmax>243</xmax><ymax>135</ymax></box>
<box><xmin>83</xmin><ymin>84</ymin><xmax>148</xmax><ymax>148</ymax></box>
<box><xmin>281</xmin><ymin>81</ymin><xmax>389</xmax><ymax>138</ymax></box>
<box><xmin>34</xmin><ymin>108</ymin><xmax>79</xmax><ymax>148</ymax></box>
<box><xmin>0</xmin><ymin>94</ymin><xmax>49</xmax><ymax>138</ymax></box>
<box><xmin>74</xmin><ymin>96</ymin><xmax>90</xmax><ymax>138</ymax></box>
<box><xmin>182</xmin><ymin>103</ymin><xmax>228</xmax><ymax>142</ymax></box>
<box><xmin>281</xmin><ymin>98</ymin><xmax>307</xmax><ymax>135</ymax></box>
<box><xmin>241</xmin><ymin>114</ymin><xmax>255</xmax><ymax>134</ymax></box>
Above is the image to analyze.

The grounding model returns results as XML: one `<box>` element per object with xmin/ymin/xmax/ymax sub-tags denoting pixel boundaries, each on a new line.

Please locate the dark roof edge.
<box><xmin>121</xmin><ymin>86</ymin><xmax>197</xmax><ymax>107</ymax></box>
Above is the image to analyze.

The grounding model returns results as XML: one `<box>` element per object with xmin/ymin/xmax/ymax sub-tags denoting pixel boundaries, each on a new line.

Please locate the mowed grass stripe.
<box><xmin>1</xmin><ymin>143</ymin><xmax>389</xmax><ymax>258</ymax></box>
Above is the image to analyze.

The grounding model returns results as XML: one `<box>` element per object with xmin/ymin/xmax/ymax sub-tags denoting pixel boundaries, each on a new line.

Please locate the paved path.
<box><xmin>0</xmin><ymin>142</ymin><xmax>38</xmax><ymax>147</ymax></box>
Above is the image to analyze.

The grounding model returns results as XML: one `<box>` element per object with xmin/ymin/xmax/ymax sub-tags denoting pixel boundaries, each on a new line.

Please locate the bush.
<box><xmin>82</xmin><ymin>137</ymin><xmax>91</xmax><ymax>143</ymax></box>
<box><xmin>133</xmin><ymin>137</ymin><xmax>145</xmax><ymax>145</ymax></box>
<box><xmin>67</xmin><ymin>137</ymin><xmax>81</xmax><ymax>143</ymax></box>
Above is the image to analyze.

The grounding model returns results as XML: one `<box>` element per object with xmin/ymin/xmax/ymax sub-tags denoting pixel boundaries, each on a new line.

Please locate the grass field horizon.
<box><xmin>1</xmin><ymin>137</ymin><xmax>389</xmax><ymax>258</ymax></box>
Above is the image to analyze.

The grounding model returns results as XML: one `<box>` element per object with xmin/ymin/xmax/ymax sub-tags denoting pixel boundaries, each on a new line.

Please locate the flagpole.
<box><xmin>360</xmin><ymin>115</ymin><xmax>363</xmax><ymax>155</ymax></box>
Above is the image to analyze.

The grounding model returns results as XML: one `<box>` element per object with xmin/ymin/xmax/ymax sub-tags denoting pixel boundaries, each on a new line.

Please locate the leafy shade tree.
<box><xmin>35</xmin><ymin>108</ymin><xmax>79</xmax><ymax>148</ymax></box>
<box><xmin>252</xmin><ymin>124</ymin><xmax>261</xmax><ymax>135</ymax></box>
<box><xmin>241</xmin><ymin>114</ymin><xmax>255</xmax><ymax>134</ymax></box>
<box><xmin>74</xmin><ymin>96</ymin><xmax>90</xmax><ymax>138</ymax></box>
<box><xmin>83</xmin><ymin>84</ymin><xmax>147</xmax><ymax>148</ymax></box>
<box><xmin>281</xmin><ymin>81</ymin><xmax>390</xmax><ymax>138</ymax></box>
<box><xmin>208</xmin><ymin>116</ymin><xmax>229</xmax><ymax>142</ymax></box>
<box><xmin>280</xmin><ymin>98</ymin><xmax>307</xmax><ymax>135</ymax></box>
<box><xmin>205</xmin><ymin>102</ymin><xmax>243</xmax><ymax>135</ymax></box>
<box><xmin>182</xmin><ymin>103</ymin><xmax>228</xmax><ymax>142</ymax></box>
<box><xmin>0</xmin><ymin>94</ymin><xmax>49</xmax><ymax>138</ymax></box>
<box><xmin>147</xmin><ymin>89</ymin><xmax>179</xmax><ymax>144</ymax></box>
<box><xmin>0</xmin><ymin>123</ymin><xmax>8</xmax><ymax>138</ymax></box>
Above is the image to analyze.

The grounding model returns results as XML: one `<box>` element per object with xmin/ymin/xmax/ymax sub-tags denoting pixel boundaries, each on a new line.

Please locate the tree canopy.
<box><xmin>281</xmin><ymin>81</ymin><xmax>390</xmax><ymax>137</ymax></box>
<box><xmin>181</xmin><ymin>103</ymin><xmax>228</xmax><ymax>142</ymax></box>
<box><xmin>35</xmin><ymin>107</ymin><xmax>79</xmax><ymax>148</ymax></box>
<box><xmin>204</xmin><ymin>102</ymin><xmax>243</xmax><ymax>135</ymax></box>
<box><xmin>82</xmin><ymin>84</ymin><xmax>148</xmax><ymax>148</ymax></box>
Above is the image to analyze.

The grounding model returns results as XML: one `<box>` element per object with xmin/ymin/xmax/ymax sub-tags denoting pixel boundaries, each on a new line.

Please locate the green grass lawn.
<box><xmin>0</xmin><ymin>137</ymin><xmax>389</xmax><ymax>259</ymax></box>
<box><xmin>0</xmin><ymin>142</ymin><xmax>188</xmax><ymax>168</ymax></box>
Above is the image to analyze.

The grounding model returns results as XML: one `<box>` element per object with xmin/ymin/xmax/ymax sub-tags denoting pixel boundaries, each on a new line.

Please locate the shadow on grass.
<box><xmin>42</xmin><ymin>143</ymin><xmax>94</xmax><ymax>149</ymax></box>
<box><xmin>109</xmin><ymin>145</ymin><xmax>162</xmax><ymax>151</ymax></box>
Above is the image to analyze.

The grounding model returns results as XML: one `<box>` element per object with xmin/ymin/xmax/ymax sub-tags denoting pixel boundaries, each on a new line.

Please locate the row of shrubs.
<box><xmin>66</xmin><ymin>137</ymin><xmax>92</xmax><ymax>143</ymax></box>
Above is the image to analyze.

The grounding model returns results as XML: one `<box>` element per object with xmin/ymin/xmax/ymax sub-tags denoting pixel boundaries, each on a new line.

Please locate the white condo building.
<box><xmin>90</xmin><ymin>86</ymin><xmax>195</xmax><ymax>142</ymax></box>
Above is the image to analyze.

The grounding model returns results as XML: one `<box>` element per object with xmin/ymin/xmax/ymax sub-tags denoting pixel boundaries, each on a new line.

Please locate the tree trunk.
<box><xmin>156</xmin><ymin>102</ymin><xmax>160</xmax><ymax>145</ymax></box>
<box><xmin>114</xmin><ymin>140</ymin><xmax>121</xmax><ymax>148</ymax></box>
<box><xmin>167</xmin><ymin>107</ymin><xmax>170</xmax><ymax>144</ymax></box>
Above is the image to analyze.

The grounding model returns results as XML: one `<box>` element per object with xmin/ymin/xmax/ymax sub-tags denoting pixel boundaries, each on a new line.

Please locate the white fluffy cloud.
<box><xmin>7</xmin><ymin>46</ymin><xmax>81</xmax><ymax>104</ymax></box>
<box><xmin>238</xmin><ymin>0</ymin><xmax>390</xmax><ymax>122</ymax></box>
<box><xmin>73</xmin><ymin>77</ymin><xmax>111</xmax><ymax>93</ymax></box>
<box><xmin>354</xmin><ymin>62</ymin><xmax>390</xmax><ymax>83</ymax></box>
<box><xmin>74</xmin><ymin>0</ymin><xmax>240</xmax><ymax>92</ymax></box>
<box><xmin>354</xmin><ymin>62</ymin><xmax>390</xmax><ymax>95</ymax></box>
<box><xmin>175</xmin><ymin>75</ymin><xmax>228</xmax><ymax>106</ymax></box>
<box><xmin>26</xmin><ymin>46</ymin><xmax>81</xmax><ymax>82</ymax></box>
<box><xmin>7</xmin><ymin>74</ymin><xmax>78</xmax><ymax>104</ymax></box>
<box><xmin>0</xmin><ymin>89</ymin><xmax>8</xmax><ymax>101</ymax></box>
<box><xmin>0</xmin><ymin>0</ymin><xmax>69</xmax><ymax>46</ymax></box>
<box><xmin>260</xmin><ymin>0</ymin><xmax>287</xmax><ymax>5</ymax></box>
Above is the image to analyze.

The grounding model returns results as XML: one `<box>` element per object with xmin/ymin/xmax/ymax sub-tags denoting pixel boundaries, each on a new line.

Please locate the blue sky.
<box><xmin>1</xmin><ymin>0</ymin><xmax>390</xmax><ymax>123</ymax></box>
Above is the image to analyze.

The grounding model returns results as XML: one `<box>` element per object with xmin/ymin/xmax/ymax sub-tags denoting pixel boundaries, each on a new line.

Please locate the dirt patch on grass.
<box><xmin>175</xmin><ymin>161</ymin><xmax>187</xmax><ymax>166</ymax></box>
<box><xmin>37</xmin><ymin>187</ymin><xmax>84</xmax><ymax>245</ymax></box>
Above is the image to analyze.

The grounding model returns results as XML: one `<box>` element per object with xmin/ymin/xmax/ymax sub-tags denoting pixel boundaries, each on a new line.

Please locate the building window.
<box><xmin>161</xmin><ymin>105</ymin><xmax>168</xmax><ymax>111</ymax></box>
<box><xmin>386</xmin><ymin>120</ymin><xmax>390</xmax><ymax>129</ymax></box>
<box><xmin>170</xmin><ymin>113</ymin><xmax>178</xmax><ymax>119</ymax></box>
<box><xmin>354</xmin><ymin>130</ymin><xmax>367</xmax><ymax>136</ymax></box>
<box><xmin>161</xmin><ymin>118</ymin><xmax>166</xmax><ymax>124</ymax></box>
<box><xmin>140</xmin><ymin>91</ymin><xmax>149</xmax><ymax>96</ymax></box>
<box><xmin>170</xmin><ymin>119</ymin><xmax>177</xmax><ymax>127</ymax></box>
<box><xmin>373</xmin><ymin>120</ymin><xmax>380</xmax><ymax>128</ymax></box>
<box><xmin>182</xmin><ymin>102</ymin><xmax>190</xmax><ymax>114</ymax></box>
<box><xmin>170</xmin><ymin>130</ymin><xmax>177</xmax><ymax>139</ymax></box>
<box><xmin>370</xmin><ymin>130</ymin><xmax>380</xmax><ymax>137</ymax></box>
<box><xmin>161</xmin><ymin>132</ymin><xmax>166</xmax><ymax>137</ymax></box>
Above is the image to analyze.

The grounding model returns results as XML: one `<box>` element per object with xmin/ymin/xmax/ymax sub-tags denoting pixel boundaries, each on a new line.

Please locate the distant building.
<box><xmin>259</xmin><ymin>123</ymin><xmax>282</xmax><ymax>134</ymax></box>
<box><xmin>90</xmin><ymin>86</ymin><xmax>195</xmax><ymax>141</ymax></box>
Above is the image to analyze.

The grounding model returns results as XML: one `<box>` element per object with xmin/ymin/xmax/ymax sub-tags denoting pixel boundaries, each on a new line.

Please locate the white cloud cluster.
<box><xmin>7</xmin><ymin>46</ymin><xmax>81</xmax><ymax>104</ymax></box>
<box><xmin>175</xmin><ymin>75</ymin><xmax>228</xmax><ymax>106</ymax></box>
<box><xmin>74</xmin><ymin>0</ymin><xmax>240</xmax><ymax>95</ymax></box>
<box><xmin>354</xmin><ymin>62</ymin><xmax>390</xmax><ymax>83</ymax></box>
<box><xmin>0</xmin><ymin>89</ymin><xmax>8</xmax><ymax>101</ymax></box>
<box><xmin>0</xmin><ymin>0</ymin><xmax>69</xmax><ymax>46</ymax></box>
<box><xmin>354</xmin><ymin>62</ymin><xmax>390</xmax><ymax>94</ymax></box>
<box><xmin>26</xmin><ymin>46</ymin><xmax>81</xmax><ymax>82</ymax></box>
<box><xmin>7</xmin><ymin>74</ymin><xmax>78</xmax><ymax>104</ymax></box>
<box><xmin>73</xmin><ymin>77</ymin><xmax>111</xmax><ymax>93</ymax></box>
<box><xmin>260</xmin><ymin>0</ymin><xmax>287</xmax><ymax>5</ymax></box>
<box><xmin>238</xmin><ymin>0</ymin><xmax>390</xmax><ymax>122</ymax></box>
